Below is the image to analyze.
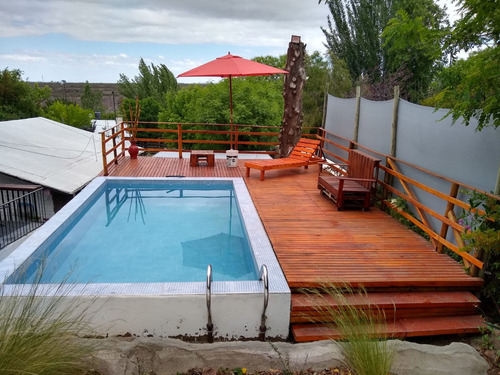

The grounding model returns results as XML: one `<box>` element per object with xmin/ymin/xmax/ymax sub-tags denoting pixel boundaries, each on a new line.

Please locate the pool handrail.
<box><xmin>259</xmin><ymin>264</ymin><xmax>269</xmax><ymax>341</ymax></box>
<box><xmin>206</xmin><ymin>264</ymin><xmax>213</xmax><ymax>343</ymax></box>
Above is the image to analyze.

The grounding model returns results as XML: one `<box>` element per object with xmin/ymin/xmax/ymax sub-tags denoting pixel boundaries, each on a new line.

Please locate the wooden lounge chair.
<box><xmin>245</xmin><ymin>138</ymin><xmax>322</xmax><ymax>181</ymax></box>
<box><xmin>318</xmin><ymin>149</ymin><xmax>381</xmax><ymax>210</ymax></box>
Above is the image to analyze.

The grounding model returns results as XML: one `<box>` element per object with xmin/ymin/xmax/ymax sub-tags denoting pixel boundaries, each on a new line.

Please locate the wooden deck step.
<box><xmin>292</xmin><ymin>315</ymin><xmax>487</xmax><ymax>342</ymax></box>
<box><xmin>290</xmin><ymin>291</ymin><xmax>481</xmax><ymax>323</ymax></box>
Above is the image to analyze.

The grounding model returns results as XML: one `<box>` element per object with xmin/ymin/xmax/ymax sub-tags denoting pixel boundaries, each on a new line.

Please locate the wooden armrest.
<box><xmin>337</xmin><ymin>176</ymin><xmax>376</xmax><ymax>183</ymax></box>
<box><xmin>319</xmin><ymin>161</ymin><xmax>347</xmax><ymax>167</ymax></box>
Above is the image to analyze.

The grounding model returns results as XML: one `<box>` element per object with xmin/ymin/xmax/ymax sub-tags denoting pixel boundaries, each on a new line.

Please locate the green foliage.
<box><xmin>303</xmin><ymin>52</ymin><xmax>333</xmax><ymax>128</ymax></box>
<box><xmin>459</xmin><ymin>190</ymin><xmax>500</xmax><ymax>321</ymax></box>
<box><xmin>434</xmin><ymin>48</ymin><xmax>500</xmax><ymax>130</ymax></box>
<box><xmin>80</xmin><ymin>81</ymin><xmax>104</xmax><ymax>113</ymax></box>
<box><xmin>328</xmin><ymin>53</ymin><xmax>353</xmax><ymax>98</ymax></box>
<box><xmin>307</xmin><ymin>284</ymin><xmax>396</xmax><ymax>375</ymax></box>
<box><xmin>159</xmin><ymin>76</ymin><xmax>282</xmax><ymax>151</ymax></box>
<box><xmin>122</xmin><ymin>97</ymin><xmax>161</xmax><ymax>145</ymax></box>
<box><xmin>382</xmin><ymin>8</ymin><xmax>447</xmax><ymax>102</ymax></box>
<box><xmin>451</xmin><ymin>0</ymin><xmax>499</xmax><ymax>52</ymax></box>
<box><xmin>118</xmin><ymin>58</ymin><xmax>178</xmax><ymax>104</ymax></box>
<box><xmin>43</xmin><ymin>100</ymin><xmax>93</xmax><ymax>130</ymax></box>
<box><xmin>386</xmin><ymin>197</ymin><xmax>430</xmax><ymax>240</ymax></box>
<box><xmin>269</xmin><ymin>342</ymin><xmax>293</xmax><ymax>375</ymax></box>
<box><xmin>322</xmin><ymin>0</ymin><xmax>394</xmax><ymax>83</ymax></box>
<box><xmin>0</xmin><ymin>68</ymin><xmax>51</xmax><ymax>120</ymax></box>
<box><xmin>322</xmin><ymin>0</ymin><xmax>449</xmax><ymax>102</ymax></box>
<box><xmin>0</xmin><ymin>264</ymin><xmax>97</xmax><ymax>375</ymax></box>
<box><xmin>431</xmin><ymin>0</ymin><xmax>500</xmax><ymax>131</ymax></box>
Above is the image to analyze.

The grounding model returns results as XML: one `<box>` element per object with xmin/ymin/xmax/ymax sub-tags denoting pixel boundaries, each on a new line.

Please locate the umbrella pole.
<box><xmin>229</xmin><ymin>76</ymin><xmax>233</xmax><ymax>149</ymax></box>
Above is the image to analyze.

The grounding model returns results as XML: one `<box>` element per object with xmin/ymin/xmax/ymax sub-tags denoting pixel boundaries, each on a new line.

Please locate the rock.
<box><xmin>392</xmin><ymin>340</ymin><xmax>489</xmax><ymax>375</ymax></box>
<box><xmin>83</xmin><ymin>337</ymin><xmax>489</xmax><ymax>375</ymax></box>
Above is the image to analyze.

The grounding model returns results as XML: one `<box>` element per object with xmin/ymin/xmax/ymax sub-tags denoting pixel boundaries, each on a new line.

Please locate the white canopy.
<box><xmin>0</xmin><ymin>117</ymin><xmax>102</xmax><ymax>195</ymax></box>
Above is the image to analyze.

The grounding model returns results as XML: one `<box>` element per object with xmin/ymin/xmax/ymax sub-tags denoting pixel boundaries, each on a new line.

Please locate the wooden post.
<box><xmin>495</xmin><ymin>162</ymin><xmax>500</xmax><ymax>195</ymax></box>
<box><xmin>120</xmin><ymin>122</ymin><xmax>125</xmax><ymax>157</ymax></box>
<box><xmin>385</xmin><ymin>86</ymin><xmax>400</xmax><ymax>197</ymax></box>
<box><xmin>321</xmin><ymin>82</ymin><xmax>329</xmax><ymax>130</ymax></box>
<box><xmin>177</xmin><ymin>124</ymin><xmax>183</xmax><ymax>159</ymax></box>
<box><xmin>101</xmin><ymin>131</ymin><xmax>108</xmax><ymax>176</ymax></box>
<box><xmin>390</xmin><ymin>86</ymin><xmax>400</xmax><ymax>158</ymax></box>
<box><xmin>353</xmin><ymin>86</ymin><xmax>361</xmax><ymax>143</ymax></box>
<box><xmin>279</xmin><ymin>35</ymin><xmax>306</xmax><ymax>158</ymax></box>
<box><xmin>438</xmin><ymin>183</ymin><xmax>459</xmax><ymax>253</ymax></box>
<box><xmin>234</xmin><ymin>125</ymin><xmax>238</xmax><ymax>150</ymax></box>
<box><xmin>112</xmin><ymin>127</ymin><xmax>118</xmax><ymax>164</ymax></box>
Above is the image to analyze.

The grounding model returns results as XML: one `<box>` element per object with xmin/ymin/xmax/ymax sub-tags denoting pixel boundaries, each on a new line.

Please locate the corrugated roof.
<box><xmin>0</xmin><ymin>117</ymin><xmax>103</xmax><ymax>195</ymax></box>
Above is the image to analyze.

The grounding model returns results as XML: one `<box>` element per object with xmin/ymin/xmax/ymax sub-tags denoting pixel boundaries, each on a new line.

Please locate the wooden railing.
<box><xmin>100</xmin><ymin>122</ymin><xmax>319</xmax><ymax>176</ymax></box>
<box><xmin>318</xmin><ymin>128</ymin><xmax>499</xmax><ymax>276</ymax></box>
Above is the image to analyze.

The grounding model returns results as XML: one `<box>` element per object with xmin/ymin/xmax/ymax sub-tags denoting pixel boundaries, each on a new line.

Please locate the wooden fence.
<box><xmin>100</xmin><ymin>122</ymin><xmax>319</xmax><ymax>176</ymax></box>
<box><xmin>318</xmin><ymin>128</ymin><xmax>499</xmax><ymax>276</ymax></box>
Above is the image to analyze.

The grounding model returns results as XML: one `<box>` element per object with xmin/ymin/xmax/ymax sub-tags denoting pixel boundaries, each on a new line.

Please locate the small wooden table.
<box><xmin>190</xmin><ymin>150</ymin><xmax>215</xmax><ymax>167</ymax></box>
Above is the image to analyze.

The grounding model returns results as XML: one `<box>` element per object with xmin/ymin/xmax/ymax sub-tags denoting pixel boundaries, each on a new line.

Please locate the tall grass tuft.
<box><xmin>306</xmin><ymin>284</ymin><xmax>396</xmax><ymax>375</ymax></box>
<box><xmin>0</xmin><ymin>261</ymin><xmax>98</xmax><ymax>375</ymax></box>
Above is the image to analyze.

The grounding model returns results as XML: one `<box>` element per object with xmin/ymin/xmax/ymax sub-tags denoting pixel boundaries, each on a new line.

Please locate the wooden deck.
<box><xmin>104</xmin><ymin>155</ymin><xmax>484</xmax><ymax>341</ymax></box>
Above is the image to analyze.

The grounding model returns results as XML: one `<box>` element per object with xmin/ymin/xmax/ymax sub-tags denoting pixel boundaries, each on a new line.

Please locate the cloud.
<box><xmin>0</xmin><ymin>53</ymin><xmax>46</xmax><ymax>63</ymax></box>
<box><xmin>0</xmin><ymin>0</ymin><xmax>328</xmax><ymax>51</ymax></box>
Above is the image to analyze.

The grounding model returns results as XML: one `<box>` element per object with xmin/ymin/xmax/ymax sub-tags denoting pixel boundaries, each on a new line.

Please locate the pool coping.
<box><xmin>0</xmin><ymin>177</ymin><xmax>290</xmax><ymax>298</ymax></box>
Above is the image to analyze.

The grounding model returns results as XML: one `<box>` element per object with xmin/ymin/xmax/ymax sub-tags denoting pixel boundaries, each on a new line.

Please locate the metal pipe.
<box><xmin>259</xmin><ymin>264</ymin><xmax>269</xmax><ymax>341</ymax></box>
<box><xmin>206</xmin><ymin>264</ymin><xmax>213</xmax><ymax>343</ymax></box>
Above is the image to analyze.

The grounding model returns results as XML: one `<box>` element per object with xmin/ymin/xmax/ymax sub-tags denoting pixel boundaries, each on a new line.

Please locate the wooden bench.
<box><xmin>318</xmin><ymin>149</ymin><xmax>381</xmax><ymax>210</ymax></box>
<box><xmin>190</xmin><ymin>150</ymin><xmax>215</xmax><ymax>167</ymax></box>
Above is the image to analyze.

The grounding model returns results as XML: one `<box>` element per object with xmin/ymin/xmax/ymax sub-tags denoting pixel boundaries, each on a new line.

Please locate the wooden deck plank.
<box><xmin>291</xmin><ymin>315</ymin><xmax>486</xmax><ymax>342</ymax></box>
<box><xmin>105</xmin><ymin>156</ymin><xmax>482</xmax><ymax>290</ymax></box>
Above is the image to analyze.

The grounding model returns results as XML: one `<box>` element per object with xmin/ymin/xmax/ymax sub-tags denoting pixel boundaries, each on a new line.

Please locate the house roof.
<box><xmin>0</xmin><ymin>117</ymin><xmax>103</xmax><ymax>195</ymax></box>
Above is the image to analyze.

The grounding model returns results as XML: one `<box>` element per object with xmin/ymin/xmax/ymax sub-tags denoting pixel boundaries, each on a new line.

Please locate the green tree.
<box><xmin>122</xmin><ymin>97</ymin><xmax>161</xmax><ymax>145</ymax></box>
<box><xmin>0</xmin><ymin>68</ymin><xmax>51</xmax><ymax>120</ymax></box>
<box><xmin>43</xmin><ymin>101</ymin><xmax>93</xmax><ymax>130</ymax></box>
<box><xmin>328</xmin><ymin>53</ymin><xmax>353</xmax><ymax>98</ymax></box>
<box><xmin>159</xmin><ymin>75</ymin><xmax>283</xmax><ymax>151</ymax></box>
<box><xmin>433</xmin><ymin>0</ymin><xmax>499</xmax><ymax>130</ymax></box>
<box><xmin>321</xmin><ymin>0</ymin><xmax>448</xmax><ymax>102</ymax></box>
<box><xmin>118</xmin><ymin>58</ymin><xmax>178</xmax><ymax>104</ymax></box>
<box><xmin>322</xmin><ymin>0</ymin><xmax>394</xmax><ymax>83</ymax></box>
<box><xmin>382</xmin><ymin>7</ymin><xmax>447</xmax><ymax>101</ymax></box>
<box><xmin>80</xmin><ymin>81</ymin><xmax>104</xmax><ymax>113</ymax></box>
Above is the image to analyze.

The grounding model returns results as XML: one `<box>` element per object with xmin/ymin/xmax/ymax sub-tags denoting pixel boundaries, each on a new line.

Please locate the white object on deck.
<box><xmin>226</xmin><ymin>149</ymin><xmax>239</xmax><ymax>167</ymax></box>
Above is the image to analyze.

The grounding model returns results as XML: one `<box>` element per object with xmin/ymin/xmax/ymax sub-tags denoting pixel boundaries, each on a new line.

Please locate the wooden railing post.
<box><xmin>390</xmin><ymin>86</ymin><xmax>400</xmax><ymax>158</ymax></box>
<box><xmin>112</xmin><ymin>127</ymin><xmax>118</xmax><ymax>164</ymax></box>
<box><xmin>120</xmin><ymin>122</ymin><xmax>125</xmax><ymax>156</ymax></box>
<box><xmin>177</xmin><ymin>123</ymin><xmax>183</xmax><ymax>158</ymax></box>
<box><xmin>438</xmin><ymin>183</ymin><xmax>459</xmax><ymax>253</ymax></box>
<box><xmin>101</xmin><ymin>131</ymin><xmax>108</xmax><ymax>176</ymax></box>
<box><xmin>353</xmin><ymin>86</ymin><xmax>361</xmax><ymax>143</ymax></box>
<box><xmin>234</xmin><ymin>125</ymin><xmax>238</xmax><ymax>150</ymax></box>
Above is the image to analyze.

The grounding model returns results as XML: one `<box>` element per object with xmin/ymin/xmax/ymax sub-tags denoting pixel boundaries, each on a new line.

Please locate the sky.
<box><xmin>0</xmin><ymin>0</ymin><xmax>331</xmax><ymax>84</ymax></box>
<box><xmin>0</xmin><ymin>0</ymin><xmax>458</xmax><ymax>85</ymax></box>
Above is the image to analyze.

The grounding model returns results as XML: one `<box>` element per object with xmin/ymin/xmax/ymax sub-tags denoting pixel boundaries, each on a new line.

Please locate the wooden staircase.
<box><xmin>291</xmin><ymin>290</ymin><xmax>486</xmax><ymax>342</ymax></box>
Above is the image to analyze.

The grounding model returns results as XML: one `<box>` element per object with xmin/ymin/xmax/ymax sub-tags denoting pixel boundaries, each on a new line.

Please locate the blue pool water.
<box><xmin>16</xmin><ymin>180</ymin><xmax>258</xmax><ymax>283</ymax></box>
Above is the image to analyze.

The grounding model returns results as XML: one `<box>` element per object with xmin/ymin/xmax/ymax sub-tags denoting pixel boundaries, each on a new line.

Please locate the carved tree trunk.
<box><xmin>279</xmin><ymin>35</ymin><xmax>306</xmax><ymax>158</ymax></box>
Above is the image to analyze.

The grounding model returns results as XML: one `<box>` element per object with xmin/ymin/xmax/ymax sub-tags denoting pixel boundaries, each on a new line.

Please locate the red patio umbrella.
<box><xmin>178</xmin><ymin>53</ymin><xmax>288</xmax><ymax>149</ymax></box>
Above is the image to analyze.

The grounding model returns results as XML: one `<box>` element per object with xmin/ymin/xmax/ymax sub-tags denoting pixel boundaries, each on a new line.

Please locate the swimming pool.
<box><xmin>0</xmin><ymin>177</ymin><xmax>290</xmax><ymax>340</ymax></box>
<box><xmin>11</xmin><ymin>179</ymin><xmax>257</xmax><ymax>284</ymax></box>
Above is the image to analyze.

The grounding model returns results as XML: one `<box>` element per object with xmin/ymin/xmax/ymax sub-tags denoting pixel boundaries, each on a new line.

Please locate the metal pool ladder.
<box><xmin>205</xmin><ymin>264</ymin><xmax>269</xmax><ymax>342</ymax></box>
<box><xmin>206</xmin><ymin>264</ymin><xmax>213</xmax><ymax>343</ymax></box>
<box><xmin>259</xmin><ymin>264</ymin><xmax>269</xmax><ymax>341</ymax></box>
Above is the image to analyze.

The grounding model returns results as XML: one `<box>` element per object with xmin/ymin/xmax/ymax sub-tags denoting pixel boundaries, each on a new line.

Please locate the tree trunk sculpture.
<box><xmin>279</xmin><ymin>35</ymin><xmax>306</xmax><ymax>158</ymax></box>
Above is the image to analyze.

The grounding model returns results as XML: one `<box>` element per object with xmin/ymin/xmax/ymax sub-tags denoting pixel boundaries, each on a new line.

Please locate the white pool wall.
<box><xmin>0</xmin><ymin>177</ymin><xmax>291</xmax><ymax>340</ymax></box>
